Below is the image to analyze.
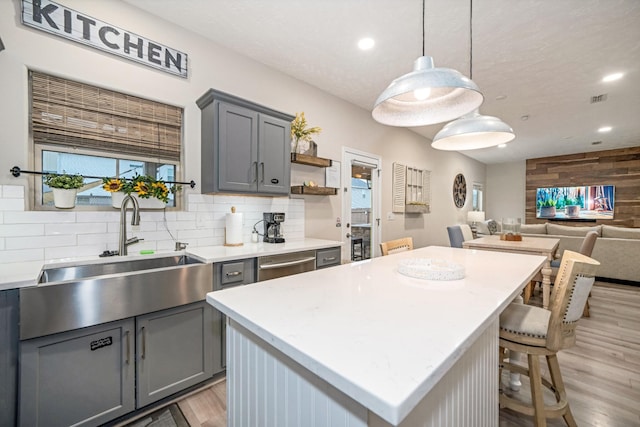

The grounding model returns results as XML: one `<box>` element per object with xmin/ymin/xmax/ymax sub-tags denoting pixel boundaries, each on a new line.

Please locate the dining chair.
<box><xmin>380</xmin><ymin>237</ymin><xmax>413</xmax><ymax>256</ymax></box>
<box><xmin>447</xmin><ymin>225</ymin><xmax>473</xmax><ymax>248</ymax></box>
<box><xmin>499</xmin><ymin>250</ymin><xmax>600</xmax><ymax>427</ymax></box>
<box><xmin>524</xmin><ymin>231</ymin><xmax>598</xmax><ymax>316</ymax></box>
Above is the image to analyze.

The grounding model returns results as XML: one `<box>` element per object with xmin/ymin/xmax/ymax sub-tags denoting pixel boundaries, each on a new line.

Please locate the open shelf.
<box><xmin>290</xmin><ymin>186</ymin><xmax>338</xmax><ymax>195</ymax></box>
<box><xmin>291</xmin><ymin>153</ymin><xmax>332</xmax><ymax>168</ymax></box>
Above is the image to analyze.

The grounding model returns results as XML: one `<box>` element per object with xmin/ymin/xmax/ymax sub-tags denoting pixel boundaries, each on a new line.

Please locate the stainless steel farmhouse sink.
<box><xmin>20</xmin><ymin>255</ymin><xmax>213</xmax><ymax>340</ymax></box>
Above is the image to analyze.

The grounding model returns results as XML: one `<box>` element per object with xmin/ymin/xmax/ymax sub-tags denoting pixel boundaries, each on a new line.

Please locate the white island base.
<box><xmin>225</xmin><ymin>317</ymin><xmax>498</xmax><ymax>426</ymax></box>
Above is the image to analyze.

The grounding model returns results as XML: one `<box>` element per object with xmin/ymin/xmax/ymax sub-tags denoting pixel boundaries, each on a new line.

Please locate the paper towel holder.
<box><xmin>224</xmin><ymin>206</ymin><xmax>244</xmax><ymax>247</ymax></box>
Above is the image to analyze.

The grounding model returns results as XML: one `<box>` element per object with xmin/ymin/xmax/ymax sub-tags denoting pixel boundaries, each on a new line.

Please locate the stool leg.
<box><xmin>546</xmin><ymin>354</ymin><xmax>577</xmax><ymax>427</ymax></box>
<box><xmin>528</xmin><ymin>354</ymin><xmax>547</xmax><ymax>427</ymax></box>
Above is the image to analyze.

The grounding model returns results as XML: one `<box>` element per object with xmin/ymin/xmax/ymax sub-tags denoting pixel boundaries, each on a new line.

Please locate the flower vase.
<box><xmin>52</xmin><ymin>188</ymin><xmax>78</xmax><ymax>209</ymax></box>
<box><xmin>111</xmin><ymin>192</ymin><xmax>166</xmax><ymax>209</ymax></box>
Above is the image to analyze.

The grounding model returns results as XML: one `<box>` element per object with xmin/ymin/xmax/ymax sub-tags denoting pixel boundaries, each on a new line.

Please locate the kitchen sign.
<box><xmin>21</xmin><ymin>0</ymin><xmax>188</xmax><ymax>78</ymax></box>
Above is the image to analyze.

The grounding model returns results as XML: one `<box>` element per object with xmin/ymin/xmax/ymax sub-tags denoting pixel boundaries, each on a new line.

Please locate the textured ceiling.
<box><xmin>125</xmin><ymin>0</ymin><xmax>640</xmax><ymax>164</ymax></box>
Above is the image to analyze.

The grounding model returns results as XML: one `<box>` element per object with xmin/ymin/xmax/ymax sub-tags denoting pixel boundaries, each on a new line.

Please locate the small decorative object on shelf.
<box><xmin>44</xmin><ymin>173</ymin><xmax>84</xmax><ymax>209</ymax></box>
<box><xmin>290</xmin><ymin>112</ymin><xmax>321</xmax><ymax>154</ymax></box>
<box><xmin>103</xmin><ymin>174</ymin><xmax>181</xmax><ymax>209</ymax></box>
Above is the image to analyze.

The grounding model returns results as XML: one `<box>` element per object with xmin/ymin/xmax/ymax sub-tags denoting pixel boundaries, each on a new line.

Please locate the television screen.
<box><xmin>536</xmin><ymin>185</ymin><xmax>614</xmax><ymax>220</ymax></box>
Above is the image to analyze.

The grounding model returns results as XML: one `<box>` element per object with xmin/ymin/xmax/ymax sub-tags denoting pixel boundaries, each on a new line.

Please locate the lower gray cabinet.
<box><xmin>19</xmin><ymin>318</ymin><xmax>135</xmax><ymax>427</ymax></box>
<box><xmin>136</xmin><ymin>301</ymin><xmax>214</xmax><ymax>407</ymax></box>
<box><xmin>19</xmin><ymin>301</ymin><xmax>215</xmax><ymax>427</ymax></box>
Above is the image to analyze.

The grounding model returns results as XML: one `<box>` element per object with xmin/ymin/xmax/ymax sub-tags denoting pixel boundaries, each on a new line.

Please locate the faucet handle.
<box><xmin>175</xmin><ymin>241</ymin><xmax>188</xmax><ymax>251</ymax></box>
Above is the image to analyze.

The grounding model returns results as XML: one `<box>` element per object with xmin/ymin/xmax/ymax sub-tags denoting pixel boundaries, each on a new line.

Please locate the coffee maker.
<box><xmin>263</xmin><ymin>212</ymin><xmax>285</xmax><ymax>243</ymax></box>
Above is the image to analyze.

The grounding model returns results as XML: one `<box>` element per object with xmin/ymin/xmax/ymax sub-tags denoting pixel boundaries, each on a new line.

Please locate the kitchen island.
<box><xmin>207</xmin><ymin>246</ymin><xmax>546</xmax><ymax>426</ymax></box>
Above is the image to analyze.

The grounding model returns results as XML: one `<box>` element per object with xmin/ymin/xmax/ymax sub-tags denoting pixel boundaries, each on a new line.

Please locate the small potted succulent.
<box><xmin>537</xmin><ymin>198</ymin><xmax>557</xmax><ymax>218</ymax></box>
<box><xmin>103</xmin><ymin>174</ymin><xmax>180</xmax><ymax>208</ymax></box>
<box><xmin>44</xmin><ymin>173</ymin><xmax>84</xmax><ymax>209</ymax></box>
<box><xmin>290</xmin><ymin>112</ymin><xmax>322</xmax><ymax>154</ymax></box>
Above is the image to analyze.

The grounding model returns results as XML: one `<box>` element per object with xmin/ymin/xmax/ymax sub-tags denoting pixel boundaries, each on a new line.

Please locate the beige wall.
<box><xmin>485</xmin><ymin>161</ymin><xmax>526</xmax><ymax>223</ymax></box>
<box><xmin>0</xmin><ymin>0</ymin><xmax>485</xmax><ymax>250</ymax></box>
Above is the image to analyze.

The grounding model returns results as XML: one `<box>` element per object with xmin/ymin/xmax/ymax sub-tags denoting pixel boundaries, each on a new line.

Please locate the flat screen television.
<box><xmin>536</xmin><ymin>185</ymin><xmax>614</xmax><ymax>220</ymax></box>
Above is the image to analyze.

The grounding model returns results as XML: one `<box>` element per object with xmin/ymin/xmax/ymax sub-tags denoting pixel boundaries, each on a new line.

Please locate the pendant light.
<box><xmin>431</xmin><ymin>0</ymin><xmax>515</xmax><ymax>150</ymax></box>
<box><xmin>371</xmin><ymin>0</ymin><xmax>483</xmax><ymax>127</ymax></box>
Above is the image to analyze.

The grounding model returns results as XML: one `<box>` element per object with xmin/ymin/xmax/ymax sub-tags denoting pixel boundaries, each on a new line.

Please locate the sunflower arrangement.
<box><xmin>102</xmin><ymin>174</ymin><xmax>180</xmax><ymax>203</ymax></box>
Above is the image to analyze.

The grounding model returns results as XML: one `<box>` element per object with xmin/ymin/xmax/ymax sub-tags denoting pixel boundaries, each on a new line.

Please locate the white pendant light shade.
<box><xmin>372</xmin><ymin>56</ymin><xmax>484</xmax><ymax>127</ymax></box>
<box><xmin>431</xmin><ymin>109</ymin><xmax>515</xmax><ymax>150</ymax></box>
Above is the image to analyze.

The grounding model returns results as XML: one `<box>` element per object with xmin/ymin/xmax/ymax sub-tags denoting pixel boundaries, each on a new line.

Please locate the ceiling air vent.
<box><xmin>590</xmin><ymin>94</ymin><xmax>608</xmax><ymax>104</ymax></box>
<box><xmin>591</xmin><ymin>141</ymin><xmax>603</xmax><ymax>145</ymax></box>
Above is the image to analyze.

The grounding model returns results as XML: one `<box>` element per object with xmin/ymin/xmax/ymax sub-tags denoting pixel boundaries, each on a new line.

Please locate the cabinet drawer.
<box><xmin>215</xmin><ymin>258</ymin><xmax>255</xmax><ymax>289</ymax></box>
<box><xmin>316</xmin><ymin>247</ymin><xmax>341</xmax><ymax>269</ymax></box>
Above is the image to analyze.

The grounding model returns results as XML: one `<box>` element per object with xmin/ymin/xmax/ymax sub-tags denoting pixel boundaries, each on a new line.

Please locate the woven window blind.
<box><xmin>31</xmin><ymin>71</ymin><xmax>182</xmax><ymax>161</ymax></box>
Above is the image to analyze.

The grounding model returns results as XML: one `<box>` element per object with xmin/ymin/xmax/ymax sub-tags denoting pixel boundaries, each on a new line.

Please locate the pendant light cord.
<box><xmin>469</xmin><ymin>0</ymin><xmax>473</xmax><ymax>79</ymax></box>
<box><xmin>422</xmin><ymin>0</ymin><xmax>425</xmax><ymax>57</ymax></box>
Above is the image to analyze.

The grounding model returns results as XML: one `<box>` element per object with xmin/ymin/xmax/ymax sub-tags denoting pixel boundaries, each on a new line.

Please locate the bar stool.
<box><xmin>351</xmin><ymin>238</ymin><xmax>363</xmax><ymax>261</ymax></box>
<box><xmin>499</xmin><ymin>250</ymin><xmax>599</xmax><ymax>426</ymax></box>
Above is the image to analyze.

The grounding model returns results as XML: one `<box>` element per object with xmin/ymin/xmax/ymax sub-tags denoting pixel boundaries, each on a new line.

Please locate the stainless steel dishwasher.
<box><xmin>257</xmin><ymin>250</ymin><xmax>316</xmax><ymax>281</ymax></box>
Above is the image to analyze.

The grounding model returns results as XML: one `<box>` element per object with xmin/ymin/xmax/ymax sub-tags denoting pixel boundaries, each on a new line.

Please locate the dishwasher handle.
<box><xmin>259</xmin><ymin>256</ymin><xmax>316</xmax><ymax>270</ymax></box>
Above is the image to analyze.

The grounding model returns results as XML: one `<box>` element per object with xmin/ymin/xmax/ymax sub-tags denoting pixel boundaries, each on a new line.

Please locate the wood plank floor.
<box><xmin>176</xmin><ymin>282</ymin><xmax>640</xmax><ymax>427</ymax></box>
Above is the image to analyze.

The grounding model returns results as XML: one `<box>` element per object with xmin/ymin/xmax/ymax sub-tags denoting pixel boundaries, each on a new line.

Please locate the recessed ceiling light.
<box><xmin>498</xmin><ymin>144</ymin><xmax>507</xmax><ymax>148</ymax></box>
<box><xmin>357</xmin><ymin>38</ymin><xmax>375</xmax><ymax>50</ymax></box>
<box><xmin>602</xmin><ymin>72</ymin><xmax>624</xmax><ymax>82</ymax></box>
<box><xmin>598</xmin><ymin>126</ymin><xmax>612</xmax><ymax>133</ymax></box>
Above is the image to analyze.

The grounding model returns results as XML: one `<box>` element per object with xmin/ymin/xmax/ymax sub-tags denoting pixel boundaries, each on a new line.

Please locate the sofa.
<box><xmin>477</xmin><ymin>221</ymin><xmax>640</xmax><ymax>283</ymax></box>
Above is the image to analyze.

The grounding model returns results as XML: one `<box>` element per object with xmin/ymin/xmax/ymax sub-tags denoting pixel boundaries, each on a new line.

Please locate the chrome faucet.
<box><xmin>119</xmin><ymin>194</ymin><xmax>142</xmax><ymax>255</ymax></box>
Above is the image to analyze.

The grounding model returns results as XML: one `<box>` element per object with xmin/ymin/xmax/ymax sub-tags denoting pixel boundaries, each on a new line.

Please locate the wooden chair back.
<box><xmin>380</xmin><ymin>237</ymin><xmax>413</xmax><ymax>256</ymax></box>
<box><xmin>546</xmin><ymin>250</ymin><xmax>600</xmax><ymax>351</ymax></box>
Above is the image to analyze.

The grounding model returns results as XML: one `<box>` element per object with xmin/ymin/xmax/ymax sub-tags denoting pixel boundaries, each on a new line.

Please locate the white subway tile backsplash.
<box><xmin>0</xmin><ymin>199</ymin><xmax>25</xmax><ymax>211</ymax></box>
<box><xmin>0</xmin><ymin>248</ymin><xmax>45</xmax><ymax>263</ymax></box>
<box><xmin>45</xmin><ymin>222</ymin><xmax>107</xmax><ymax>235</ymax></box>
<box><xmin>6</xmin><ymin>234</ymin><xmax>77</xmax><ymax>250</ymax></box>
<box><xmin>0</xmin><ymin>192</ymin><xmax>306</xmax><ymax>265</ymax></box>
<box><xmin>1</xmin><ymin>185</ymin><xmax>25</xmax><ymax>198</ymax></box>
<box><xmin>0</xmin><ymin>224</ymin><xmax>45</xmax><ymax>237</ymax></box>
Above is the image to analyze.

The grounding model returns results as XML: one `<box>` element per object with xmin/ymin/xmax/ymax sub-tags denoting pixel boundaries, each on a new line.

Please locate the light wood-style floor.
<box><xmin>176</xmin><ymin>282</ymin><xmax>640</xmax><ymax>427</ymax></box>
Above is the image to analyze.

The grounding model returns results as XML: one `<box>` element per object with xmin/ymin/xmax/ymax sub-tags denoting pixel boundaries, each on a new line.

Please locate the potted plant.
<box><xmin>290</xmin><ymin>112</ymin><xmax>322</xmax><ymax>154</ymax></box>
<box><xmin>44</xmin><ymin>173</ymin><xmax>84</xmax><ymax>209</ymax></box>
<box><xmin>103</xmin><ymin>174</ymin><xmax>180</xmax><ymax>209</ymax></box>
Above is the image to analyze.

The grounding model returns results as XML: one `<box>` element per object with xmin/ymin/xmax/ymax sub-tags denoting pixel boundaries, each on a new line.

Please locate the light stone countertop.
<box><xmin>0</xmin><ymin>238</ymin><xmax>342</xmax><ymax>291</ymax></box>
<box><xmin>207</xmin><ymin>246</ymin><xmax>546</xmax><ymax>424</ymax></box>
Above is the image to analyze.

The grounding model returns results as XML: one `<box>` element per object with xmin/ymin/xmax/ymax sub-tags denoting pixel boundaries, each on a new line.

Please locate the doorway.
<box><xmin>341</xmin><ymin>148</ymin><xmax>381</xmax><ymax>263</ymax></box>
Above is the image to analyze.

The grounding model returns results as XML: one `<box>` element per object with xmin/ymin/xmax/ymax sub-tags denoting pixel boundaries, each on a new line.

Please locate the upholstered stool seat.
<box><xmin>500</xmin><ymin>250</ymin><xmax>600</xmax><ymax>427</ymax></box>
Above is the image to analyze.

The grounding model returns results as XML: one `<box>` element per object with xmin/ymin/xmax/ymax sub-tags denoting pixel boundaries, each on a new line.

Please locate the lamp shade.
<box><xmin>467</xmin><ymin>210</ymin><xmax>485</xmax><ymax>223</ymax></box>
<box><xmin>372</xmin><ymin>56</ymin><xmax>484</xmax><ymax>127</ymax></box>
<box><xmin>431</xmin><ymin>109</ymin><xmax>515</xmax><ymax>150</ymax></box>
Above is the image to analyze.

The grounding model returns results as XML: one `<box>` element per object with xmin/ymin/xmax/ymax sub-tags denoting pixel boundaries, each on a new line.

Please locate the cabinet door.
<box><xmin>136</xmin><ymin>301</ymin><xmax>214</xmax><ymax>408</ymax></box>
<box><xmin>218</xmin><ymin>102</ymin><xmax>259</xmax><ymax>192</ymax></box>
<box><xmin>19</xmin><ymin>319</ymin><xmax>135</xmax><ymax>427</ymax></box>
<box><xmin>258</xmin><ymin>114</ymin><xmax>291</xmax><ymax>194</ymax></box>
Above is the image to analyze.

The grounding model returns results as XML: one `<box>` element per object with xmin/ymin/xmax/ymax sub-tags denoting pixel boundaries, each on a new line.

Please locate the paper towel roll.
<box><xmin>225</xmin><ymin>206</ymin><xmax>243</xmax><ymax>246</ymax></box>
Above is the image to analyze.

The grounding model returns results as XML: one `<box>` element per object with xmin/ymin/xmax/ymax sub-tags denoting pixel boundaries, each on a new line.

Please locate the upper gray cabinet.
<box><xmin>197</xmin><ymin>89</ymin><xmax>293</xmax><ymax>195</ymax></box>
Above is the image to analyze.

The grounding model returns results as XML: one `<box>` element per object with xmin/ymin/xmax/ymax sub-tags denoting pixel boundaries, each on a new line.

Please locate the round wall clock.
<box><xmin>453</xmin><ymin>174</ymin><xmax>467</xmax><ymax>208</ymax></box>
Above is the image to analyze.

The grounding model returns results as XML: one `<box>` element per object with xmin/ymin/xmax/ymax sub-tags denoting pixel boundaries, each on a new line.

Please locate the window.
<box><xmin>472</xmin><ymin>183</ymin><xmax>484</xmax><ymax>211</ymax></box>
<box><xmin>30</xmin><ymin>71</ymin><xmax>183</xmax><ymax>209</ymax></box>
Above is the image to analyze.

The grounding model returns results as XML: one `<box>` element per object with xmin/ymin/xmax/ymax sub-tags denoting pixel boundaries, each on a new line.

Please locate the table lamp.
<box><xmin>467</xmin><ymin>211</ymin><xmax>485</xmax><ymax>236</ymax></box>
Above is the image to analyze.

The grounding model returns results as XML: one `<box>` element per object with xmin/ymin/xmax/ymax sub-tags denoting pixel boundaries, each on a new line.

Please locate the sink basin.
<box><xmin>21</xmin><ymin>254</ymin><xmax>213</xmax><ymax>340</ymax></box>
<box><xmin>38</xmin><ymin>255</ymin><xmax>202</xmax><ymax>283</ymax></box>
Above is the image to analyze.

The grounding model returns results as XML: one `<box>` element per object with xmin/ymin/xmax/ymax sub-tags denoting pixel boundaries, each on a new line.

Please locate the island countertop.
<box><xmin>207</xmin><ymin>246</ymin><xmax>546</xmax><ymax>425</ymax></box>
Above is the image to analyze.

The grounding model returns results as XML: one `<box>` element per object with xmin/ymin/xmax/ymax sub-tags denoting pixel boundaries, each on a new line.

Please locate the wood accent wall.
<box><xmin>526</xmin><ymin>147</ymin><xmax>640</xmax><ymax>228</ymax></box>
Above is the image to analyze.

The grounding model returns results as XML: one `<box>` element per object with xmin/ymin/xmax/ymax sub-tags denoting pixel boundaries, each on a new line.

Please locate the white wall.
<box><xmin>485</xmin><ymin>161</ymin><xmax>526</xmax><ymax>223</ymax></box>
<box><xmin>0</xmin><ymin>0</ymin><xmax>486</xmax><ymax>258</ymax></box>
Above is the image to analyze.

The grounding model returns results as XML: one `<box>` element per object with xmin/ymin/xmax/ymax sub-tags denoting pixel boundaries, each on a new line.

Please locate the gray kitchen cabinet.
<box><xmin>19</xmin><ymin>301</ymin><xmax>215</xmax><ymax>426</ymax></box>
<box><xmin>136</xmin><ymin>301</ymin><xmax>214</xmax><ymax>407</ymax></box>
<box><xmin>197</xmin><ymin>89</ymin><xmax>294</xmax><ymax>195</ymax></box>
<box><xmin>214</xmin><ymin>258</ymin><xmax>255</xmax><ymax>369</ymax></box>
<box><xmin>0</xmin><ymin>289</ymin><xmax>19</xmax><ymax>427</ymax></box>
<box><xmin>316</xmin><ymin>246</ymin><xmax>341</xmax><ymax>269</ymax></box>
<box><xmin>19</xmin><ymin>318</ymin><xmax>136</xmax><ymax>427</ymax></box>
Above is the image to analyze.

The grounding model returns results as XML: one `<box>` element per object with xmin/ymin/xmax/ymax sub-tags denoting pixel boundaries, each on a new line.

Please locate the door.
<box><xmin>218</xmin><ymin>102</ymin><xmax>259</xmax><ymax>192</ymax></box>
<box><xmin>19</xmin><ymin>319</ymin><xmax>135</xmax><ymax>427</ymax></box>
<box><xmin>258</xmin><ymin>114</ymin><xmax>291</xmax><ymax>194</ymax></box>
<box><xmin>136</xmin><ymin>301</ymin><xmax>214</xmax><ymax>408</ymax></box>
<box><xmin>342</xmin><ymin>148</ymin><xmax>381</xmax><ymax>262</ymax></box>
